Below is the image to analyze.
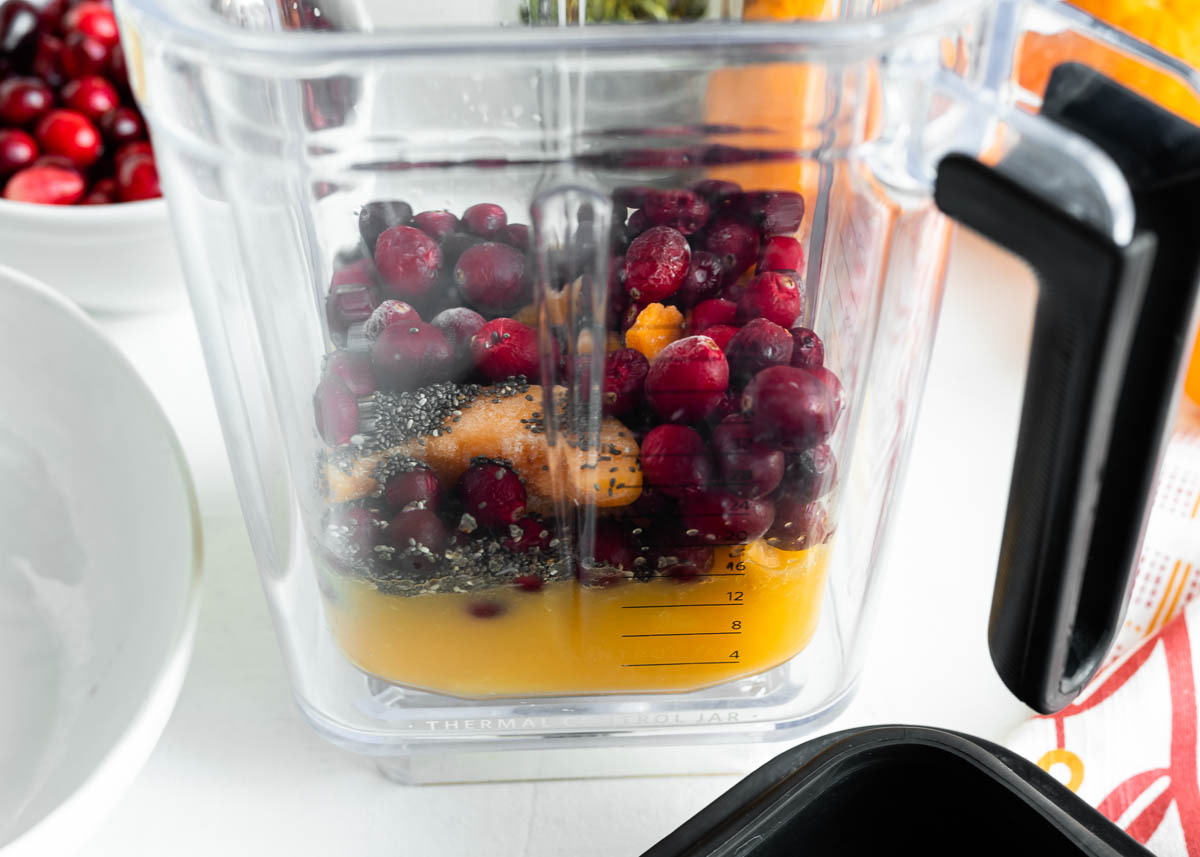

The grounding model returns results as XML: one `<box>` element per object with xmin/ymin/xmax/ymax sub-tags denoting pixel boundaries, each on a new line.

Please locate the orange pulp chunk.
<box><xmin>324</xmin><ymin>540</ymin><xmax>830</xmax><ymax>698</ymax></box>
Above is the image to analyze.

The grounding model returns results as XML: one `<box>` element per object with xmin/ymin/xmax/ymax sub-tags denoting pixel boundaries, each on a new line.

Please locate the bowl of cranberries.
<box><xmin>0</xmin><ymin>0</ymin><xmax>184</xmax><ymax>312</ymax></box>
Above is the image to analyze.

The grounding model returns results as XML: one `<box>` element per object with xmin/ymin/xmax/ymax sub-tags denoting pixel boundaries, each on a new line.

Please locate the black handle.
<box><xmin>934</xmin><ymin>64</ymin><xmax>1200</xmax><ymax>713</ymax></box>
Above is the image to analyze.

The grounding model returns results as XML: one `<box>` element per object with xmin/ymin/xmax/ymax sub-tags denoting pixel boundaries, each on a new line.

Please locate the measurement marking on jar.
<box><xmin>621</xmin><ymin>632</ymin><xmax>743</xmax><ymax>638</ymax></box>
<box><xmin>621</xmin><ymin>661</ymin><xmax>741</xmax><ymax>667</ymax></box>
<box><xmin>621</xmin><ymin>603</ymin><xmax>743</xmax><ymax>609</ymax></box>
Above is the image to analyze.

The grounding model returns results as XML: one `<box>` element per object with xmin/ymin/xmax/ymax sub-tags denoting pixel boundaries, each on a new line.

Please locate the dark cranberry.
<box><xmin>736</xmin><ymin>271</ymin><xmax>803</xmax><ymax>328</ymax></box>
<box><xmin>579</xmin><ymin>519</ymin><xmax>635</xmax><ymax>585</ymax></box>
<box><xmin>642</xmin><ymin>189</ymin><xmax>710</xmax><ymax>235</ymax></box>
<box><xmin>384</xmin><ymin>508</ymin><xmax>447</xmax><ymax>553</ymax></box>
<box><xmin>590</xmin><ymin>347</ymin><xmax>646</xmax><ymax>417</ymax></box>
<box><xmin>712</xmin><ymin>416</ymin><xmax>784</xmax><ymax>499</ymax></box>
<box><xmin>81</xmin><ymin>177</ymin><xmax>116</xmax><ymax>204</ymax></box>
<box><xmin>461</xmin><ymin>202</ymin><xmax>507</xmax><ymax>238</ymax></box>
<box><xmin>370</xmin><ymin>321</ymin><xmax>452</xmax><ymax>390</ymax></box>
<box><xmin>63</xmin><ymin>2</ymin><xmax>120</xmax><ymax>46</ymax></box>
<box><xmin>457</xmin><ymin>461</ymin><xmax>526</xmax><ymax>529</ymax></box>
<box><xmin>725</xmin><ymin>318</ymin><xmax>793</xmax><ymax>385</ymax></box>
<box><xmin>811</xmin><ymin>366</ymin><xmax>845</xmax><ymax>426</ymax></box>
<box><xmin>623</xmin><ymin>226</ymin><xmax>690</xmax><ymax>304</ymax></box>
<box><xmin>613</xmin><ymin>185</ymin><xmax>653</xmax><ymax>208</ymax></box>
<box><xmin>383</xmin><ymin>464</ymin><xmax>441</xmax><ymax>512</ymax></box>
<box><xmin>430</xmin><ymin>306</ymin><xmax>486</xmax><ymax>373</ymax></box>
<box><xmin>503</xmin><ymin>223</ymin><xmax>530</xmax><ymax>251</ymax></box>
<box><xmin>703</xmin><ymin>216</ymin><xmax>759</xmax><ymax>286</ymax></box>
<box><xmin>689</xmin><ymin>298</ymin><xmax>737</xmax><ymax>334</ymax></box>
<box><xmin>313</xmin><ymin>375</ymin><xmax>358</xmax><ymax>445</ymax></box>
<box><xmin>115</xmin><ymin>152</ymin><xmax>160</xmax><ymax>201</ymax></box>
<box><xmin>512</xmin><ymin>573</ymin><xmax>544</xmax><ymax>591</ymax></box>
<box><xmin>503</xmin><ymin>517</ymin><xmax>553</xmax><ymax>554</ymax></box>
<box><xmin>61</xmin><ymin>30</ymin><xmax>110</xmax><ymax>79</ymax></box>
<box><xmin>680</xmin><ymin>492</ymin><xmax>775</xmax><ymax>546</ymax></box>
<box><xmin>765</xmin><ymin>498</ymin><xmax>826</xmax><ymax>551</ymax></box>
<box><xmin>2</xmin><ymin>164</ymin><xmax>83</xmax><ymax>203</ymax></box>
<box><xmin>625</xmin><ymin>208</ymin><xmax>650</xmax><ymax>239</ymax></box>
<box><xmin>374</xmin><ymin>225</ymin><xmax>442</xmax><ymax>303</ymax></box>
<box><xmin>358</xmin><ymin>199</ymin><xmax>413</xmax><ymax>256</ymax></box>
<box><xmin>324</xmin><ymin>349</ymin><xmax>375</xmax><ymax>397</ymax></box>
<box><xmin>677</xmin><ymin>250</ymin><xmax>724</xmax><ymax>308</ymax></box>
<box><xmin>743</xmin><ymin>366</ymin><xmax>835</xmax><ymax>449</ymax></box>
<box><xmin>702</xmin><ymin>324</ymin><xmax>738</xmax><ymax>352</ymax></box>
<box><xmin>620</xmin><ymin>301</ymin><xmax>641</xmax><ymax>333</ymax></box>
<box><xmin>0</xmin><ymin>129</ymin><xmax>37</xmax><ymax>176</ymax></box>
<box><xmin>0</xmin><ymin>77</ymin><xmax>52</xmax><ymax>126</ymax></box>
<box><xmin>640</xmin><ymin>424</ymin><xmax>712</xmax><ymax>499</ymax></box>
<box><xmin>467</xmin><ymin>599</ymin><xmax>507</xmax><ymax>619</ymax></box>
<box><xmin>114</xmin><ymin>140</ymin><xmax>153</xmax><ymax>166</ymax></box>
<box><xmin>758</xmin><ymin>235</ymin><xmax>804</xmax><ymax>274</ymax></box>
<box><xmin>454</xmin><ymin>241</ymin><xmax>528</xmax><ymax>314</ymax></box>
<box><xmin>412</xmin><ymin>209</ymin><xmax>459</xmax><ymax>241</ymax></box>
<box><xmin>707</xmin><ymin>388</ymin><xmax>742</xmax><ymax>424</ymax></box>
<box><xmin>325</xmin><ymin>281</ymin><xmax>377</xmax><ymax>344</ymax></box>
<box><xmin>790</xmin><ymin>327</ymin><xmax>824</xmax><ymax>369</ymax></box>
<box><xmin>741</xmin><ymin>190</ymin><xmax>805</xmax><ymax>235</ymax></box>
<box><xmin>433</xmin><ymin>232</ymin><xmax>481</xmax><ymax>274</ymax></box>
<box><xmin>362</xmin><ymin>299</ymin><xmax>420</xmax><ymax>341</ymax></box>
<box><xmin>37</xmin><ymin>0</ymin><xmax>69</xmax><ymax>35</ymax></box>
<box><xmin>644</xmin><ymin>335</ymin><xmax>729</xmax><ymax>423</ymax></box>
<box><xmin>327</xmin><ymin>506</ymin><xmax>380</xmax><ymax>563</ymax></box>
<box><xmin>470</xmin><ymin>318</ymin><xmax>539</xmax><ymax>382</ymax></box>
<box><xmin>33</xmin><ymin>153</ymin><xmax>77</xmax><ymax>171</ymax></box>
<box><xmin>329</xmin><ymin>258</ymin><xmax>374</xmax><ymax>289</ymax></box>
<box><xmin>107</xmin><ymin>43</ymin><xmax>127</xmax><ymax>85</ymax></box>
<box><xmin>691</xmin><ymin>179</ymin><xmax>742</xmax><ymax>206</ymax></box>
<box><xmin>607</xmin><ymin>257</ymin><xmax>628</xmax><ymax>326</ymax></box>
<box><xmin>27</xmin><ymin>34</ymin><xmax>65</xmax><ymax>88</ymax></box>
<box><xmin>780</xmin><ymin>444</ymin><xmax>837</xmax><ymax>502</ymax></box>
<box><xmin>98</xmin><ymin>106</ymin><xmax>144</xmax><ymax>145</ymax></box>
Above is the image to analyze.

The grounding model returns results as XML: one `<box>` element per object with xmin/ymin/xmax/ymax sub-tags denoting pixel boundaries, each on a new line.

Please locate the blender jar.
<box><xmin>115</xmin><ymin>0</ymin><xmax>1200</xmax><ymax>771</ymax></box>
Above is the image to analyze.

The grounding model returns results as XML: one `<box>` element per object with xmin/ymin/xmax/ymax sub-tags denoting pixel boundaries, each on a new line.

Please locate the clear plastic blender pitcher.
<box><xmin>115</xmin><ymin>0</ymin><xmax>1200</xmax><ymax>774</ymax></box>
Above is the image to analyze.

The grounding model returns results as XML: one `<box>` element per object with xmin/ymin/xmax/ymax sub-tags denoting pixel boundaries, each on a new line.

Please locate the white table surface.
<box><xmin>76</xmin><ymin>228</ymin><xmax>1039</xmax><ymax>857</ymax></box>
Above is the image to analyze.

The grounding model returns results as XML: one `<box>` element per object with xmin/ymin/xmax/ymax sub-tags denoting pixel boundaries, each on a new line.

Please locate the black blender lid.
<box><xmin>642</xmin><ymin>726</ymin><xmax>1151</xmax><ymax>857</ymax></box>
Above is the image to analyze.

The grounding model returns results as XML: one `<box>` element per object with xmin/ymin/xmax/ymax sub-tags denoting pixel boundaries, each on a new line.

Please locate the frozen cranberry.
<box><xmin>313</xmin><ymin>375</ymin><xmax>358</xmax><ymax>445</ymax></box>
<box><xmin>503</xmin><ymin>517</ymin><xmax>553</xmax><ymax>554</ymax></box>
<box><xmin>383</xmin><ymin>464</ymin><xmax>441</xmax><ymax>512</ymax></box>
<box><xmin>623</xmin><ymin>226</ymin><xmax>690</xmax><ymax>304</ymax></box>
<box><xmin>358</xmin><ymin>199</ymin><xmax>412</xmax><ymax>255</ymax></box>
<box><xmin>692</xmin><ymin>179</ymin><xmax>742</xmax><ymax>206</ymax></box>
<box><xmin>689</xmin><ymin>298</ymin><xmax>737</xmax><ymax>334</ymax></box>
<box><xmin>741</xmin><ymin>190</ymin><xmax>805</xmax><ymax>235</ymax></box>
<box><xmin>703</xmin><ymin>216</ymin><xmax>759</xmax><ymax>286</ymax></box>
<box><xmin>470</xmin><ymin>318</ymin><xmax>539</xmax><ymax>381</ymax></box>
<box><xmin>765</xmin><ymin>498</ymin><xmax>826</xmax><ymax>551</ymax></box>
<box><xmin>702</xmin><ymin>324</ymin><xmax>738</xmax><ymax>351</ymax></box>
<box><xmin>707</xmin><ymin>388</ymin><xmax>742</xmax><ymax>424</ymax></box>
<box><xmin>743</xmin><ymin>366</ymin><xmax>835</xmax><ymax>449</ymax></box>
<box><xmin>644</xmin><ymin>335</ymin><xmax>729</xmax><ymax>423</ymax></box>
<box><xmin>461</xmin><ymin>202</ymin><xmax>507</xmax><ymax>238</ymax></box>
<box><xmin>458</xmin><ymin>461</ymin><xmax>526</xmax><ymax>529</ymax></box>
<box><xmin>362</xmin><ymin>299</ymin><xmax>420</xmax><ymax>341</ymax></box>
<box><xmin>61</xmin><ymin>30</ymin><xmax>110</xmax><ymax>79</ymax></box>
<box><xmin>758</xmin><ymin>235</ymin><xmax>804</xmax><ymax>274</ymax></box>
<box><xmin>811</xmin><ymin>366</ymin><xmax>845</xmax><ymax>425</ymax></box>
<box><xmin>371</xmin><ymin>321</ymin><xmax>452</xmax><ymax>390</ymax></box>
<box><xmin>327</xmin><ymin>506</ymin><xmax>380</xmax><ymax>563</ymax></box>
<box><xmin>503</xmin><ymin>223</ymin><xmax>530</xmax><ymax>251</ymax></box>
<box><xmin>0</xmin><ymin>77</ymin><xmax>52</xmax><ymax>125</ymax></box>
<box><xmin>640</xmin><ymin>424</ymin><xmax>712</xmax><ymax>499</ymax></box>
<box><xmin>613</xmin><ymin>185</ymin><xmax>653</xmax><ymax>208</ymax></box>
<box><xmin>725</xmin><ymin>318</ymin><xmax>793</xmax><ymax>385</ymax></box>
<box><xmin>625</xmin><ymin>208</ymin><xmax>650</xmax><ymax>239</ymax></box>
<box><xmin>437</xmin><ymin>231</ymin><xmax>484</xmax><ymax>272</ymax></box>
<box><xmin>81</xmin><ymin>177</ymin><xmax>116</xmax><ymax>204</ymax></box>
<box><xmin>677</xmin><ymin>250</ymin><xmax>724</xmax><ymax>308</ymax></box>
<box><xmin>2</xmin><ymin>164</ymin><xmax>83</xmax><ymax>203</ymax></box>
<box><xmin>681</xmin><ymin>492</ymin><xmax>775</xmax><ymax>546</ymax></box>
<box><xmin>325</xmin><ymin>281</ymin><xmax>377</xmax><ymax>343</ymax></box>
<box><xmin>642</xmin><ymin>189</ymin><xmax>710</xmax><ymax>235</ymax></box>
<box><xmin>467</xmin><ymin>599</ymin><xmax>507</xmax><ymax>619</ymax></box>
<box><xmin>324</xmin><ymin>349</ymin><xmax>375</xmax><ymax>397</ymax></box>
<box><xmin>114</xmin><ymin>140</ymin><xmax>153</xmax><ymax>166</ymax></box>
<box><xmin>790</xmin><ymin>327</ymin><xmax>824</xmax><ymax>369</ymax></box>
<box><xmin>595</xmin><ymin>348</ymin><xmax>649</xmax><ymax>417</ymax></box>
<box><xmin>579</xmin><ymin>519</ymin><xmax>635</xmax><ymax>585</ymax></box>
<box><xmin>98</xmin><ymin>106</ymin><xmax>144</xmax><ymax>145</ymax></box>
<box><xmin>64</xmin><ymin>1</ymin><xmax>119</xmax><ymax>46</ymax></box>
<box><xmin>712</xmin><ymin>416</ymin><xmax>784</xmax><ymax>499</ymax></box>
<box><xmin>412</xmin><ymin>209</ymin><xmax>459</xmax><ymax>241</ymax></box>
<box><xmin>780</xmin><ymin>444</ymin><xmax>837</xmax><ymax>502</ymax></box>
<box><xmin>455</xmin><ymin>241</ymin><xmax>528</xmax><ymax>314</ymax></box>
<box><xmin>736</xmin><ymin>271</ymin><xmax>803</xmax><ymax>328</ymax></box>
<box><xmin>115</xmin><ymin>152</ymin><xmax>160</xmax><ymax>201</ymax></box>
<box><xmin>385</xmin><ymin>508</ymin><xmax>447</xmax><ymax>554</ymax></box>
<box><xmin>374</xmin><ymin>225</ymin><xmax>442</xmax><ymax>303</ymax></box>
<box><xmin>0</xmin><ymin>129</ymin><xmax>37</xmax><ymax>176</ymax></box>
<box><xmin>430</xmin><ymin>306</ymin><xmax>486</xmax><ymax>363</ymax></box>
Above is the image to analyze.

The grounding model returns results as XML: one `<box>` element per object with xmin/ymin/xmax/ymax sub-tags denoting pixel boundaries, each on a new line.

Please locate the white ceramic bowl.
<box><xmin>0</xmin><ymin>265</ymin><xmax>201</xmax><ymax>855</ymax></box>
<box><xmin>0</xmin><ymin>196</ymin><xmax>186</xmax><ymax>314</ymax></box>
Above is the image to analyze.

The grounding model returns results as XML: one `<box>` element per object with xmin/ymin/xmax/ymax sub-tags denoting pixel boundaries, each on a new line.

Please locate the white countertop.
<box><xmin>77</xmin><ymin>229</ymin><xmax>1038</xmax><ymax>857</ymax></box>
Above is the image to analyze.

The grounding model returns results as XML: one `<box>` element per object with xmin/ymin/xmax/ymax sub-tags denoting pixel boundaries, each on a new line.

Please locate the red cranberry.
<box><xmin>61</xmin><ymin>30</ymin><xmax>110</xmax><ymax>79</ymax></box>
<box><xmin>470</xmin><ymin>318</ymin><xmax>539</xmax><ymax>381</ymax></box>
<box><xmin>644</xmin><ymin>335</ymin><xmax>729</xmax><ymax>423</ymax></box>
<box><xmin>115</xmin><ymin>152</ymin><xmax>160</xmax><ymax>201</ymax></box>
<box><xmin>358</xmin><ymin>199</ymin><xmax>412</xmax><ymax>255</ymax></box>
<box><xmin>313</xmin><ymin>375</ymin><xmax>358</xmax><ymax>445</ymax></box>
<box><xmin>0</xmin><ymin>77</ymin><xmax>53</xmax><ymax>125</ymax></box>
<box><xmin>703</xmin><ymin>216</ymin><xmax>759</xmax><ymax>286</ymax></box>
<box><xmin>328</xmin><ymin>506</ymin><xmax>381</xmax><ymax>563</ymax></box>
<box><xmin>455</xmin><ymin>241</ymin><xmax>528</xmax><ymax>314</ymax></box>
<box><xmin>330</xmin><ymin>257</ymin><xmax>374</xmax><ymax>289</ymax></box>
<box><xmin>38</xmin><ymin>0</ymin><xmax>70</xmax><ymax>35</ymax></box>
<box><xmin>325</xmin><ymin>281</ymin><xmax>377</xmax><ymax>344</ymax></box>
<box><xmin>504</xmin><ymin>223</ymin><xmax>530</xmax><ymax>251</ymax></box>
<box><xmin>736</xmin><ymin>271</ymin><xmax>803</xmax><ymax>328</ymax></box>
<box><xmin>63</xmin><ymin>2</ymin><xmax>120</xmax><ymax>46</ymax></box>
<box><xmin>725</xmin><ymin>318</ymin><xmax>793</xmax><ymax>385</ymax></box>
<box><xmin>613</xmin><ymin>185</ymin><xmax>653</xmax><ymax>208</ymax></box>
<box><xmin>324</xmin><ymin>349</ymin><xmax>376</xmax><ymax>397</ymax></box>
<box><xmin>625</xmin><ymin>208</ymin><xmax>650</xmax><ymax>239</ymax></box>
<box><xmin>689</xmin><ymin>298</ymin><xmax>737</xmax><ymax>334</ymax></box>
<box><xmin>374</xmin><ymin>225</ymin><xmax>442</xmax><ymax>304</ymax></box>
<box><xmin>512</xmin><ymin>573</ymin><xmax>544</xmax><ymax>591</ymax></box>
<box><xmin>780</xmin><ymin>444</ymin><xmax>837</xmax><ymax>502</ymax></box>
<box><xmin>642</xmin><ymin>189</ymin><xmax>710</xmax><ymax>235</ymax></box>
<box><xmin>383</xmin><ymin>464</ymin><xmax>441</xmax><ymax>512</ymax></box>
<box><xmin>741</xmin><ymin>190</ymin><xmax>805</xmax><ymax>235</ymax></box>
<box><xmin>623</xmin><ymin>225</ymin><xmax>690</xmax><ymax>304</ymax></box>
<box><xmin>702</xmin><ymin>324</ymin><xmax>738</xmax><ymax>351</ymax></box>
<box><xmin>363</xmin><ymin>299</ymin><xmax>420</xmax><ymax>341</ymax></box>
<box><xmin>712</xmin><ymin>416</ymin><xmax>784</xmax><ymax>499</ymax></box>
<box><xmin>681</xmin><ymin>492</ymin><xmax>775</xmax><ymax>546</ymax></box>
<box><xmin>467</xmin><ymin>599</ymin><xmax>507</xmax><ymax>619</ymax></box>
<box><xmin>640</xmin><ymin>424</ymin><xmax>712</xmax><ymax>499</ymax></box>
<box><xmin>33</xmin><ymin>153</ymin><xmax>76</xmax><ymax>170</ymax></box>
<box><xmin>458</xmin><ymin>461</ymin><xmax>526</xmax><ymax>529</ymax></box>
<box><xmin>579</xmin><ymin>519</ymin><xmax>635</xmax><ymax>585</ymax></box>
<box><xmin>707</xmin><ymin>388</ymin><xmax>742</xmax><ymax>424</ymax></box>
<box><xmin>461</xmin><ymin>202</ymin><xmax>507</xmax><ymax>238</ymax></box>
<box><xmin>385</xmin><ymin>508</ymin><xmax>447</xmax><ymax>554</ymax></box>
<box><xmin>0</xmin><ymin>129</ymin><xmax>37</xmax><ymax>176</ymax></box>
<box><xmin>2</xmin><ymin>164</ymin><xmax>83</xmax><ymax>203</ymax></box>
<box><xmin>765</xmin><ymin>498</ymin><xmax>826</xmax><ymax>551</ymax></box>
<box><xmin>691</xmin><ymin>179</ymin><xmax>742</xmax><ymax>206</ymax></box>
<box><xmin>412</xmin><ymin>209</ymin><xmax>459</xmax><ymax>241</ymax></box>
<box><xmin>811</xmin><ymin>366</ymin><xmax>845</xmax><ymax>425</ymax></box>
<box><xmin>503</xmin><ymin>517</ymin><xmax>553</xmax><ymax>554</ymax></box>
<box><xmin>758</xmin><ymin>235</ymin><xmax>804</xmax><ymax>274</ymax></box>
<box><xmin>60</xmin><ymin>76</ymin><xmax>116</xmax><ymax>121</ymax></box>
<box><xmin>677</xmin><ymin>250</ymin><xmax>724</xmax><ymax>307</ymax></box>
<box><xmin>114</xmin><ymin>140</ymin><xmax>153</xmax><ymax>166</ymax></box>
<box><xmin>371</xmin><ymin>321</ymin><xmax>452</xmax><ymax>391</ymax></box>
<box><xmin>790</xmin><ymin>327</ymin><xmax>824</xmax><ymax>369</ymax></box>
<box><xmin>598</xmin><ymin>348</ymin><xmax>649</xmax><ymax>416</ymax></box>
<box><xmin>743</xmin><ymin>366</ymin><xmax>835</xmax><ymax>449</ymax></box>
<box><xmin>98</xmin><ymin>106</ymin><xmax>144</xmax><ymax>145</ymax></box>
<box><xmin>81</xmin><ymin>176</ymin><xmax>116</xmax><ymax>204</ymax></box>
<box><xmin>107</xmin><ymin>43</ymin><xmax>127</xmax><ymax>85</ymax></box>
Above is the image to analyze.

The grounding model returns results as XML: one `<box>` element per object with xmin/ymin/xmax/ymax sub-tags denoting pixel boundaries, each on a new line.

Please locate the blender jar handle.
<box><xmin>933</xmin><ymin>63</ymin><xmax>1200</xmax><ymax>713</ymax></box>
